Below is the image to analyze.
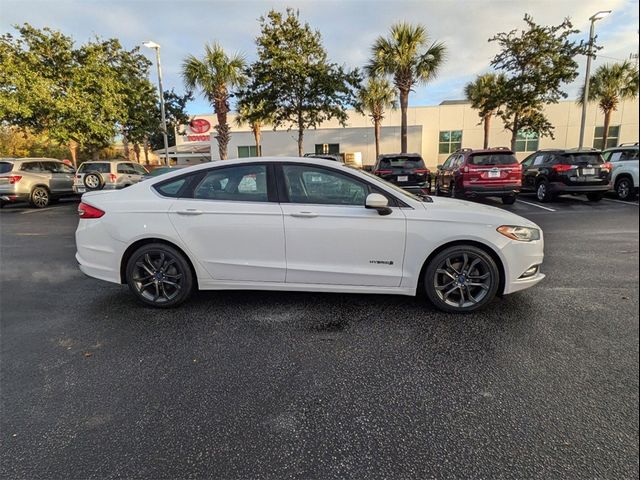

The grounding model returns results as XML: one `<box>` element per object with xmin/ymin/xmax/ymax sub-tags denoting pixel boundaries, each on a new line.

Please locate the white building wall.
<box><xmin>177</xmin><ymin>98</ymin><xmax>639</xmax><ymax>168</ymax></box>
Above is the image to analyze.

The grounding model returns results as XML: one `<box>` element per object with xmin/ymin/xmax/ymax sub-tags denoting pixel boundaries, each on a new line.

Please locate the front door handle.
<box><xmin>176</xmin><ymin>209</ymin><xmax>203</xmax><ymax>216</ymax></box>
<box><xmin>290</xmin><ymin>211</ymin><xmax>318</xmax><ymax>218</ymax></box>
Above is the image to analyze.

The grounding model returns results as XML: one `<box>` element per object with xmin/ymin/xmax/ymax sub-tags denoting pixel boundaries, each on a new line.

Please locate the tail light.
<box><xmin>552</xmin><ymin>164</ymin><xmax>576</xmax><ymax>173</ymax></box>
<box><xmin>374</xmin><ymin>170</ymin><xmax>392</xmax><ymax>175</ymax></box>
<box><xmin>78</xmin><ymin>202</ymin><xmax>104</xmax><ymax>219</ymax></box>
<box><xmin>1</xmin><ymin>175</ymin><xmax>22</xmax><ymax>184</ymax></box>
<box><xmin>415</xmin><ymin>169</ymin><xmax>430</xmax><ymax>175</ymax></box>
<box><xmin>109</xmin><ymin>173</ymin><xmax>117</xmax><ymax>182</ymax></box>
<box><xmin>600</xmin><ymin>162</ymin><xmax>613</xmax><ymax>172</ymax></box>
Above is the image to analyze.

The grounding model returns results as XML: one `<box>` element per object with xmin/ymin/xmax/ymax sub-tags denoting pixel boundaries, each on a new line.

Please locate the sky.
<box><xmin>1</xmin><ymin>0</ymin><xmax>638</xmax><ymax>115</ymax></box>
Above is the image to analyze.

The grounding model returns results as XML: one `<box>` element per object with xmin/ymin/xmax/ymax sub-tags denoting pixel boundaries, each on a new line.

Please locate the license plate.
<box><xmin>397</xmin><ymin>175</ymin><xmax>408</xmax><ymax>182</ymax></box>
<box><xmin>488</xmin><ymin>170</ymin><xmax>501</xmax><ymax>178</ymax></box>
<box><xmin>76</xmin><ymin>187</ymin><xmax>85</xmax><ymax>193</ymax></box>
<box><xmin>582</xmin><ymin>168</ymin><xmax>595</xmax><ymax>175</ymax></box>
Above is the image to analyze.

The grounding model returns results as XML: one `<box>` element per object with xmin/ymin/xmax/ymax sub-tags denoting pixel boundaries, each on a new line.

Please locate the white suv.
<box><xmin>602</xmin><ymin>144</ymin><xmax>639</xmax><ymax>201</ymax></box>
<box><xmin>74</xmin><ymin>161</ymin><xmax>149</xmax><ymax>194</ymax></box>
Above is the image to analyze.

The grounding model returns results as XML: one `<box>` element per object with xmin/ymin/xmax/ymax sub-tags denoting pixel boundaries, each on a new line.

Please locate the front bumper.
<box><xmin>500</xmin><ymin>234</ymin><xmax>545</xmax><ymax>295</ymax></box>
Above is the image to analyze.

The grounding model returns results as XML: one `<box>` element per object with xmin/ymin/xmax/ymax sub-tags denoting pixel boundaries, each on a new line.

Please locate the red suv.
<box><xmin>433</xmin><ymin>148</ymin><xmax>521</xmax><ymax>204</ymax></box>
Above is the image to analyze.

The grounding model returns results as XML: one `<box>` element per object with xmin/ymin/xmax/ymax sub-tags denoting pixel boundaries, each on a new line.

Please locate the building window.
<box><xmin>438</xmin><ymin>131</ymin><xmax>462</xmax><ymax>154</ymax></box>
<box><xmin>593</xmin><ymin>125</ymin><xmax>620</xmax><ymax>150</ymax></box>
<box><xmin>237</xmin><ymin>145</ymin><xmax>259</xmax><ymax>158</ymax></box>
<box><xmin>315</xmin><ymin>143</ymin><xmax>340</xmax><ymax>155</ymax></box>
<box><xmin>515</xmin><ymin>130</ymin><xmax>539</xmax><ymax>152</ymax></box>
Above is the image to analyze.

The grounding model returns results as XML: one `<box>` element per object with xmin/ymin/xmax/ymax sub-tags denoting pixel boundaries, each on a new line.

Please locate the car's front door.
<box><xmin>168</xmin><ymin>163</ymin><xmax>286</xmax><ymax>283</ymax></box>
<box><xmin>439</xmin><ymin>155</ymin><xmax>457</xmax><ymax>193</ymax></box>
<box><xmin>278</xmin><ymin>163</ymin><xmax>407</xmax><ymax>287</ymax></box>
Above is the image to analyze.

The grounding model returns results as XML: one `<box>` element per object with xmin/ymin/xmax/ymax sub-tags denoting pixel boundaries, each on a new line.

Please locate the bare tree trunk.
<box><xmin>143</xmin><ymin>137</ymin><xmax>150</xmax><ymax>165</ymax></box>
<box><xmin>214</xmin><ymin>90</ymin><xmax>230</xmax><ymax>160</ymax></box>
<box><xmin>602</xmin><ymin>110</ymin><xmax>612</xmax><ymax>149</ymax></box>
<box><xmin>374</xmin><ymin>118</ymin><xmax>381</xmax><ymax>161</ymax></box>
<box><xmin>68</xmin><ymin>141</ymin><xmax>78</xmax><ymax>167</ymax></box>
<box><xmin>483</xmin><ymin>113</ymin><xmax>492</xmax><ymax>149</ymax></box>
<box><xmin>253</xmin><ymin>124</ymin><xmax>262</xmax><ymax>157</ymax></box>
<box><xmin>133</xmin><ymin>143</ymin><xmax>141</xmax><ymax>162</ymax></box>
<box><xmin>297</xmin><ymin>113</ymin><xmax>304</xmax><ymax>157</ymax></box>
<box><xmin>122</xmin><ymin>133</ymin><xmax>130</xmax><ymax>160</ymax></box>
<box><xmin>510</xmin><ymin>112</ymin><xmax>520</xmax><ymax>152</ymax></box>
<box><xmin>399</xmin><ymin>89</ymin><xmax>409</xmax><ymax>153</ymax></box>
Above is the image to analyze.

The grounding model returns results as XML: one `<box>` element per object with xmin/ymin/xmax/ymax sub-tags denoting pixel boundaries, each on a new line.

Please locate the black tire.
<box><xmin>535</xmin><ymin>179</ymin><xmax>553</xmax><ymax>202</ymax></box>
<box><xmin>450</xmin><ymin>183</ymin><xmax>458</xmax><ymax>199</ymax></box>
<box><xmin>586</xmin><ymin>192</ymin><xmax>604</xmax><ymax>202</ymax></box>
<box><xmin>83</xmin><ymin>172</ymin><xmax>105</xmax><ymax>191</ymax></box>
<box><xmin>424</xmin><ymin>245</ymin><xmax>500</xmax><ymax>313</ymax></box>
<box><xmin>29</xmin><ymin>186</ymin><xmax>50</xmax><ymax>208</ymax></box>
<box><xmin>434</xmin><ymin>182</ymin><xmax>442</xmax><ymax>196</ymax></box>
<box><xmin>502</xmin><ymin>194</ymin><xmax>517</xmax><ymax>205</ymax></box>
<box><xmin>126</xmin><ymin>243</ymin><xmax>194</xmax><ymax>308</ymax></box>
<box><xmin>615</xmin><ymin>177</ymin><xmax>636</xmax><ymax>201</ymax></box>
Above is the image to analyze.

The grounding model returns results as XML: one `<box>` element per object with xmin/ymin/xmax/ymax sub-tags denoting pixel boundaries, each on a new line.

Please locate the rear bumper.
<box><xmin>0</xmin><ymin>191</ymin><xmax>29</xmax><ymax>203</ymax></box>
<box><xmin>73</xmin><ymin>183</ymin><xmax>119</xmax><ymax>194</ymax></box>
<box><xmin>549</xmin><ymin>182</ymin><xmax>610</xmax><ymax>193</ymax></box>
<box><xmin>461</xmin><ymin>184</ymin><xmax>521</xmax><ymax>196</ymax></box>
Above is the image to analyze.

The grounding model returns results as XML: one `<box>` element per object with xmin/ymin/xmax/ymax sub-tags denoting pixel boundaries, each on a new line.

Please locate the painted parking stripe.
<box><xmin>603</xmin><ymin>198</ymin><xmax>639</xmax><ymax>206</ymax></box>
<box><xmin>516</xmin><ymin>199</ymin><xmax>556</xmax><ymax>212</ymax></box>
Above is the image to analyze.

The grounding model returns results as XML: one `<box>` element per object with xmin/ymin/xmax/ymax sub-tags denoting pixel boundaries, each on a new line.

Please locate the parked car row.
<box><xmin>372</xmin><ymin>143</ymin><xmax>638</xmax><ymax>204</ymax></box>
<box><xmin>0</xmin><ymin>158</ymin><xmax>151</xmax><ymax>208</ymax></box>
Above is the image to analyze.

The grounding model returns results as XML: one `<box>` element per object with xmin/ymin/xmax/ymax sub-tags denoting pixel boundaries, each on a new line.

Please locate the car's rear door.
<box><xmin>167</xmin><ymin>163</ymin><xmax>286</xmax><ymax>283</ymax></box>
<box><xmin>278</xmin><ymin>163</ymin><xmax>406</xmax><ymax>287</ymax></box>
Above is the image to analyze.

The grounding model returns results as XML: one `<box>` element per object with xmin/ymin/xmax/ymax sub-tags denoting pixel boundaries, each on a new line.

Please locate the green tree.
<box><xmin>464</xmin><ymin>73</ymin><xmax>506</xmax><ymax>149</ymax></box>
<box><xmin>367</xmin><ymin>23</ymin><xmax>446</xmax><ymax>153</ymax></box>
<box><xmin>490</xmin><ymin>15</ymin><xmax>590</xmax><ymax>150</ymax></box>
<box><xmin>242</xmin><ymin>8</ymin><xmax>360</xmax><ymax>156</ymax></box>
<box><xmin>234</xmin><ymin>97</ymin><xmax>271</xmax><ymax>157</ymax></box>
<box><xmin>182</xmin><ymin>43</ymin><xmax>246</xmax><ymax>160</ymax></box>
<box><xmin>148</xmin><ymin>89</ymin><xmax>194</xmax><ymax>152</ymax></box>
<box><xmin>355</xmin><ymin>77</ymin><xmax>397</xmax><ymax>160</ymax></box>
<box><xmin>578</xmin><ymin>61</ymin><xmax>639</xmax><ymax>148</ymax></box>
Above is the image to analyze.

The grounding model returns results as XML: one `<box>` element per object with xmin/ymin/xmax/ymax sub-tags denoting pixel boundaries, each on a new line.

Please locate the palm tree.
<box><xmin>182</xmin><ymin>43</ymin><xmax>246</xmax><ymax>160</ymax></box>
<box><xmin>367</xmin><ymin>23</ymin><xmax>446</xmax><ymax>153</ymax></box>
<box><xmin>464</xmin><ymin>73</ymin><xmax>506</xmax><ymax>149</ymax></box>
<box><xmin>234</xmin><ymin>99</ymin><xmax>270</xmax><ymax>157</ymax></box>
<box><xmin>356</xmin><ymin>77</ymin><xmax>397</xmax><ymax>161</ymax></box>
<box><xmin>578</xmin><ymin>61</ymin><xmax>639</xmax><ymax>148</ymax></box>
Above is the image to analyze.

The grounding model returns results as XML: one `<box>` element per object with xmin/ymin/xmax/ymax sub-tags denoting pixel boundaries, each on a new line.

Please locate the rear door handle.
<box><xmin>176</xmin><ymin>209</ymin><xmax>203</xmax><ymax>216</ymax></box>
<box><xmin>290</xmin><ymin>211</ymin><xmax>318</xmax><ymax>218</ymax></box>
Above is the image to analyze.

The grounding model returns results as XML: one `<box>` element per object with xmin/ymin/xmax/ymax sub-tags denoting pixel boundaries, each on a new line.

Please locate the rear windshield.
<box><xmin>78</xmin><ymin>162</ymin><xmax>111</xmax><ymax>173</ymax></box>
<box><xmin>560</xmin><ymin>153</ymin><xmax>604</xmax><ymax>165</ymax></box>
<box><xmin>378</xmin><ymin>156</ymin><xmax>425</xmax><ymax>169</ymax></box>
<box><xmin>0</xmin><ymin>162</ymin><xmax>13</xmax><ymax>174</ymax></box>
<box><xmin>468</xmin><ymin>153</ymin><xmax>518</xmax><ymax>166</ymax></box>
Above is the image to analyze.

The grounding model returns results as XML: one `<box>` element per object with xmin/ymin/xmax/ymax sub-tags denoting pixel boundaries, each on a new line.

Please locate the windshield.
<box><xmin>378</xmin><ymin>156</ymin><xmax>425</xmax><ymax>169</ymax></box>
<box><xmin>0</xmin><ymin>162</ymin><xmax>13</xmax><ymax>174</ymax></box>
<box><xmin>356</xmin><ymin>168</ymin><xmax>424</xmax><ymax>202</ymax></box>
<box><xmin>560</xmin><ymin>153</ymin><xmax>604</xmax><ymax>165</ymax></box>
<box><xmin>469</xmin><ymin>153</ymin><xmax>518</xmax><ymax>166</ymax></box>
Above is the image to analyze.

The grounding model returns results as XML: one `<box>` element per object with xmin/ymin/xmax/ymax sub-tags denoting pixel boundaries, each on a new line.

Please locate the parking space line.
<box><xmin>516</xmin><ymin>200</ymin><xmax>556</xmax><ymax>212</ymax></box>
<box><xmin>603</xmin><ymin>198</ymin><xmax>639</xmax><ymax>206</ymax></box>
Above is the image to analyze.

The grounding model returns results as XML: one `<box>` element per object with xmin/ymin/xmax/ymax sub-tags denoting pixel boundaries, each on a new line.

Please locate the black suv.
<box><xmin>521</xmin><ymin>149</ymin><xmax>612</xmax><ymax>202</ymax></box>
<box><xmin>373</xmin><ymin>153</ymin><xmax>431</xmax><ymax>194</ymax></box>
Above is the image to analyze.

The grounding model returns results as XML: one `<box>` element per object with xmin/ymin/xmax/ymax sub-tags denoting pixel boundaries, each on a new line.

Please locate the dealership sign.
<box><xmin>186</xmin><ymin>118</ymin><xmax>212</xmax><ymax>141</ymax></box>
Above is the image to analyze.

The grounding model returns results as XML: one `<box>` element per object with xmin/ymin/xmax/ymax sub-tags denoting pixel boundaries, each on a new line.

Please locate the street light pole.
<box><xmin>578</xmin><ymin>11</ymin><xmax>611</xmax><ymax>150</ymax></box>
<box><xmin>143</xmin><ymin>41</ymin><xmax>170</xmax><ymax>166</ymax></box>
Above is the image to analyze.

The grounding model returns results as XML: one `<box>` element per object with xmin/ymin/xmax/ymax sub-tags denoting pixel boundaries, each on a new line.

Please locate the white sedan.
<box><xmin>75</xmin><ymin>157</ymin><xmax>544</xmax><ymax>313</ymax></box>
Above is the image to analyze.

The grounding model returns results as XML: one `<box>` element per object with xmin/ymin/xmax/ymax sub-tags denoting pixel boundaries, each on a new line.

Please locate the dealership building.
<box><xmin>169</xmin><ymin>98</ymin><xmax>639</xmax><ymax>168</ymax></box>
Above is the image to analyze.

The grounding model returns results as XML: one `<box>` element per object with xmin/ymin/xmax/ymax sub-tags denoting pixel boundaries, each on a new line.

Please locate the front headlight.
<box><xmin>497</xmin><ymin>225</ymin><xmax>540</xmax><ymax>242</ymax></box>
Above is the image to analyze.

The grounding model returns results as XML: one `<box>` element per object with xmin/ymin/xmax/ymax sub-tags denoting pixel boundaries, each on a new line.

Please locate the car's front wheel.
<box><xmin>126</xmin><ymin>243</ymin><xmax>194</xmax><ymax>308</ymax></box>
<box><xmin>586</xmin><ymin>192</ymin><xmax>604</xmax><ymax>202</ymax></box>
<box><xmin>424</xmin><ymin>245</ymin><xmax>500</xmax><ymax>313</ymax></box>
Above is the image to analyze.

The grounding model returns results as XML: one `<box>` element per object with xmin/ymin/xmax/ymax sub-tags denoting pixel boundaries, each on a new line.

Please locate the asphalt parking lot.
<box><xmin>1</xmin><ymin>194</ymin><xmax>638</xmax><ymax>479</ymax></box>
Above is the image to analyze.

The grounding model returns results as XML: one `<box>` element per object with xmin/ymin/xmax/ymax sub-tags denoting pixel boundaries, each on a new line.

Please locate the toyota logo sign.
<box><xmin>190</xmin><ymin>118</ymin><xmax>211</xmax><ymax>134</ymax></box>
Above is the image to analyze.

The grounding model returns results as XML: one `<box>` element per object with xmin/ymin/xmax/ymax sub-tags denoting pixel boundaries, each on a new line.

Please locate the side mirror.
<box><xmin>365</xmin><ymin>193</ymin><xmax>392</xmax><ymax>216</ymax></box>
<box><xmin>436</xmin><ymin>164</ymin><xmax>443</xmax><ymax>170</ymax></box>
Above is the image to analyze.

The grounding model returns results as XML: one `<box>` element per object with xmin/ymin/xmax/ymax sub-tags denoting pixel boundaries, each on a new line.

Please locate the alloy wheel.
<box><xmin>536</xmin><ymin>183</ymin><xmax>546</xmax><ymax>201</ymax></box>
<box><xmin>131</xmin><ymin>251</ymin><xmax>184</xmax><ymax>304</ymax></box>
<box><xmin>85</xmin><ymin>174</ymin><xmax>100</xmax><ymax>189</ymax></box>
<box><xmin>617</xmin><ymin>179</ymin><xmax>631</xmax><ymax>200</ymax></box>
<box><xmin>433</xmin><ymin>251</ymin><xmax>492</xmax><ymax>308</ymax></box>
<box><xmin>31</xmin><ymin>187</ymin><xmax>49</xmax><ymax>208</ymax></box>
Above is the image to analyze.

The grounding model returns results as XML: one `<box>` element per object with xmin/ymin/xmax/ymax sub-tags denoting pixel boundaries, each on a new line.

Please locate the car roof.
<box><xmin>7</xmin><ymin>157</ymin><xmax>63</xmax><ymax>163</ymax></box>
<box><xmin>462</xmin><ymin>147</ymin><xmax>514</xmax><ymax>154</ymax></box>
<box><xmin>80</xmin><ymin>159</ymin><xmax>133</xmax><ymax>163</ymax></box>
<box><xmin>378</xmin><ymin>153</ymin><xmax>422</xmax><ymax>158</ymax></box>
<box><xmin>603</xmin><ymin>144</ymin><xmax>639</xmax><ymax>151</ymax></box>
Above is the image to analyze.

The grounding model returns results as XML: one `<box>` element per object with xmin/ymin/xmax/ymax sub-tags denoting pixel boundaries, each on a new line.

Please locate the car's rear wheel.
<box><xmin>536</xmin><ymin>180</ymin><xmax>553</xmax><ymax>202</ymax></box>
<box><xmin>450</xmin><ymin>183</ymin><xmax>458</xmax><ymax>198</ymax></box>
<box><xmin>424</xmin><ymin>245</ymin><xmax>500</xmax><ymax>313</ymax></box>
<box><xmin>84</xmin><ymin>172</ymin><xmax>105</xmax><ymax>191</ymax></box>
<box><xmin>615</xmin><ymin>177</ymin><xmax>636</xmax><ymax>201</ymax></box>
<box><xmin>126</xmin><ymin>243</ymin><xmax>194</xmax><ymax>308</ymax></box>
<box><xmin>502</xmin><ymin>194</ymin><xmax>516</xmax><ymax>205</ymax></box>
<box><xmin>586</xmin><ymin>192</ymin><xmax>604</xmax><ymax>202</ymax></box>
<box><xmin>29</xmin><ymin>186</ymin><xmax>50</xmax><ymax>208</ymax></box>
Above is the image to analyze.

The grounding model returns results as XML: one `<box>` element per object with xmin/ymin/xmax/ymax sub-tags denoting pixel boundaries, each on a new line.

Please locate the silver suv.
<box><xmin>0</xmin><ymin>158</ymin><xmax>76</xmax><ymax>208</ymax></box>
<box><xmin>602</xmin><ymin>143</ymin><xmax>639</xmax><ymax>201</ymax></box>
<box><xmin>74</xmin><ymin>160</ymin><xmax>149</xmax><ymax>194</ymax></box>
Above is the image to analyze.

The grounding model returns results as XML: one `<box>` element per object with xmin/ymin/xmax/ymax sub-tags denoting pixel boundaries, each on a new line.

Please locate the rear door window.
<box><xmin>193</xmin><ymin>164</ymin><xmax>269</xmax><ymax>202</ymax></box>
<box><xmin>117</xmin><ymin>163</ymin><xmax>137</xmax><ymax>174</ymax></box>
<box><xmin>20</xmin><ymin>162</ymin><xmax>46</xmax><ymax>172</ymax></box>
<box><xmin>468</xmin><ymin>153</ymin><xmax>518</xmax><ymax>165</ymax></box>
<box><xmin>0</xmin><ymin>162</ymin><xmax>13</xmax><ymax>174</ymax></box>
